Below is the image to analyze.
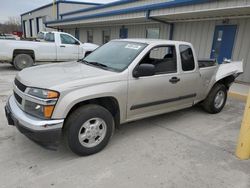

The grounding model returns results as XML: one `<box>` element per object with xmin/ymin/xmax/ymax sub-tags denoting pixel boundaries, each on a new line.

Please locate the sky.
<box><xmin>0</xmin><ymin>0</ymin><xmax>117</xmax><ymax>23</ymax></box>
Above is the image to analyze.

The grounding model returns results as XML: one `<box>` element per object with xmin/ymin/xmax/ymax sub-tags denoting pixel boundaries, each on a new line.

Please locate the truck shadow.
<box><xmin>0</xmin><ymin>63</ymin><xmax>17</xmax><ymax>72</ymax></box>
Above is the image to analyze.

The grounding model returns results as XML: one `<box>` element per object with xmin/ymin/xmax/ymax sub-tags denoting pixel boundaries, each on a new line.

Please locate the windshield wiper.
<box><xmin>79</xmin><ymin>59</ymin><xmax>119</xmax><ymax>72</ymax></box>
<box><xmin>80</xmin><ymin>59</ymin><xmax>109</xmax><ymax>69</ymax></box>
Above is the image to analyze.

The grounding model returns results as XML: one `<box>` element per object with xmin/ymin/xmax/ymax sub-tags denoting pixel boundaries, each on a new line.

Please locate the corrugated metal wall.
<box><xmin>21</xmin><ymin>3</ymin><xmax>97</xmax><ymax>37</ymax></box>
<box><xmin>151</xmin><ymin>0</ymin><xmax>250</xmax><ymax>18</ymax></box>
<box><xmin>173</xmin><ymin>18</ymin><xmax>250</xmax><ymax>82</ymax></box>
<box><xmin>63</xmin><ymin>17</ymin><xmax>250</xmax><ymax>83</ymax></box>
<box><xmin>75</xmin><ymin>23</ymin><xmax>169</xmax><ymax>45</ymax></box>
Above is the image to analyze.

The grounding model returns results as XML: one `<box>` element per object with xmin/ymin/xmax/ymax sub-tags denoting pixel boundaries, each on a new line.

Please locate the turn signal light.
<box><xmin>47</xmin><ymin>91</ymin><xmax>59</xmax><ymax>99</ymax></box>
<box><xmin>44</xmin><ymin>106</ymin><xmax>55</xmax><ymax>118</ymax></box>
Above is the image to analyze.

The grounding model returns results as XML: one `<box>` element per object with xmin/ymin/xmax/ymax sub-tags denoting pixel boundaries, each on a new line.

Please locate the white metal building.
<box><xmin>22</xmin><ymin>0</ymin><xmax>250</xmax><ymax>83</ymax></box>
<box><xmin>21</xmin><ymin>0</ymin><xmax>101</xmax><ymax>38</ymax></box>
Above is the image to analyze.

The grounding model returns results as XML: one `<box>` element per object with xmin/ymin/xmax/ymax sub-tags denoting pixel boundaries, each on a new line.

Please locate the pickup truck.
<box><xmin>5</xmin><ymin>39</ymin><xmax>243</xmax><ymax>156</ymax></box>
<box><xmin>0</xmin><ymin>31</ymin><xmax>98</xmax><ymax>70</ymax></box>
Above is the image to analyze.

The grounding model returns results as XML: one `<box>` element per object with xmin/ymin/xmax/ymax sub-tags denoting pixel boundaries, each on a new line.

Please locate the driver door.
<box><xmin>57</xmin><ymin>33</ymin><xmax>80</xmax><ymax>61</ymax></box>
<box><xmin>127</xmin><ymin>45</ymin><xmax>188</xmax><ymax>121</ymax></box>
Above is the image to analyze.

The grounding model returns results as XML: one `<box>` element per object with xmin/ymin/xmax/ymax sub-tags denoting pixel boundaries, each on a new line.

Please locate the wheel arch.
<box><xmin>203</xmin><ymin>75</ymin><xmax>236</xmax><ymax>101</ymax></box>
<box><xmin>215</xmin><ymin>75</ymin><xmax>236</xmax><ymax>90</ymax></box>
<box><xmin>64</xmin><ymin>96</ymin><xmax>121</xmax><ymax>129</ymax></box>
<box><xmin>13</xmin><ymin>49</ymin><xmax>35</xmax><ymax>61</ymax></box>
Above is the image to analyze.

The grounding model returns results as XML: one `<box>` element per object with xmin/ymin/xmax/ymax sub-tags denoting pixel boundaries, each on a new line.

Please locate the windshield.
<box><xmin>83</xmin><ymin>41</ymin><xmax>147</xmax><ymax>72</ymax></box>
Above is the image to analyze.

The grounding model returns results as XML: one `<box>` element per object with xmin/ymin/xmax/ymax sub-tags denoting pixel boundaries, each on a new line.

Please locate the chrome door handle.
<box><xmin>60</xmin><ymin>45</ymin><xmax>66</xmax><ymax>48</ymax></box>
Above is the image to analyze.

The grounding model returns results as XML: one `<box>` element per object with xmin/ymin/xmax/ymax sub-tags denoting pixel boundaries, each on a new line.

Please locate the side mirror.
<box><xmin>133</xmin><ymin>64</ymin><xmax>155</xmax><ymax>78</ymax></box>
<box><xmin>75</xmin><ymin>41</ymin><xmax>80</xmax><ymax>45</ymax></box>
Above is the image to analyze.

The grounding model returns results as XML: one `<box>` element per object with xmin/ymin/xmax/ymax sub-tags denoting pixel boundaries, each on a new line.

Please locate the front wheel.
<box><xmin>202</xmin><ymin>84</ymin><xmax>227</xmax><ymax>114</ymax></box>
<box><xmin>64</xmin><ymin>104</ymin><xmax>114</xmax><ymax>156</ymax></box>
<box><xmin>13</xmin><ymin>54</ymin><xmax>34</xmax><ymax>70</ymax></box>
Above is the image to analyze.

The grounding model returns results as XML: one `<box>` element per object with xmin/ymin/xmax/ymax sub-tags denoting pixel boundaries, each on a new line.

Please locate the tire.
<box><xmin>202</xmin><ymin>83</ymin><xmax>227</xmax><ymax>114</ymax></box>
<box><xmin>13</xmin><ymin>54</ymin><xmax>34</xmax><ymax>70</ymax></box>
<box><xmin>64</xmin><ymin>104</ymin><xmax>114</xmax><ymax>156</ymax></box>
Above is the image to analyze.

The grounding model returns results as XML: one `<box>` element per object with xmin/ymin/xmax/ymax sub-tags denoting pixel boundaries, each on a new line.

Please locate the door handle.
<box><xmin>169</xmin><ymin>77</ymin><xmax>180</xmax><ymax>84</ymax></box>
<box><xmin>60</xmin><ymin>45</ymin><xmax>66</xmax><ymax>48</ymax></box>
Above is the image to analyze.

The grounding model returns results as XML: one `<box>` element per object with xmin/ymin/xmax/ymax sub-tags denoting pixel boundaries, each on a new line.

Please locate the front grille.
<box><xmin>14</xmin><ymin>78</ymin><xmax>27</xmax><ymax>92</ymax></box>
<box><xmin>14</xmin><ymin>92</ymin><xmax>22</xmax><ymax>104</ymax></box>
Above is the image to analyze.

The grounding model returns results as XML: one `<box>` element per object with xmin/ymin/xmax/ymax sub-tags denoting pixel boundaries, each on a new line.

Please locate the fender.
<box><xmin>52</xmin><ymin>80</ymin><xmax>128</xmax><ymax>123</ymax></box>
<box><xmin>215</xmin><ymin>60</ymin><xmax>243</xmax><ymax>82</ymax></box>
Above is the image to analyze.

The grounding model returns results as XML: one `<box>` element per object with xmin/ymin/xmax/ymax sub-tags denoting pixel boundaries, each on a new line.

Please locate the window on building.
<box><xmin>29</xmin><ymin>19</ymin><xmax>33</xmax><ymax>37</ymax></box>
<box><xmin>60</xmin><ymin>34</ymin><xmax>78</xmax><ymax>45</ymax></box>
<box><xmin>44</xmin><ymin>33</ymin><xmax>55</xmax><ymax>42</ymax></box>
<box><xmin>179</xmin><ymin>45</ymin><xmax>195</xmax><ymax>71</ymax></box>
<box><xmin>139</xmin><ymin>46</ymin><xmax>177</xmax><ymax>74</ymax></box>
<box><xmin>146</xmin><ymin>28</ymin><xmax>160</xmax><ymax>39</ymax></box>
<box><xmin>23</xmin><ymin>20</ymin><xmax>27</xmax><ymax>38</ymax></box>
<box><xmin>87</xmin><ymin>30</ymin><xmax>93</xmax><ymax>43</ymax></box>
<box><xmin>75</xmin><ymin>28</ymin><xmax>80</xmax><ymax>40</ymax></box>
<box><xmin>120</xmin><ymin>27</ymin><xmax>128</xmax><ymax>39</ymax></box>
<box><xmin>102</xmin><ymin>29</ymin><xmax>110</xmax><ymax>44</ymax></box>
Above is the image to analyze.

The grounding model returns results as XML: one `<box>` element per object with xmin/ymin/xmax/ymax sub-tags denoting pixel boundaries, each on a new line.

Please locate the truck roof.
<box><xmin>113</xmin><ymin>38</ymin><xmax>192</xmax><ymax>46</ymax></box>
<box><xmin>39</xmin><ymin>31</ymin><xmax>72</xmax><ymax>35</ymax></box>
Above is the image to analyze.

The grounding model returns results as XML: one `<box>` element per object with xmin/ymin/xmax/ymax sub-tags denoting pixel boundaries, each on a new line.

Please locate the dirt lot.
<box><xmin>0</xmin><ymin>63</ymin><xmax>250</xmax><ymax>188</ymax></box>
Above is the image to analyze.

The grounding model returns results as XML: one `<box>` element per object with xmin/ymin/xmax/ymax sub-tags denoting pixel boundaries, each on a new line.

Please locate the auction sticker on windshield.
<box><xmin>125</xmin><ymin>44</ymin><xmax>142</xmax><ymax>50</ymax></box>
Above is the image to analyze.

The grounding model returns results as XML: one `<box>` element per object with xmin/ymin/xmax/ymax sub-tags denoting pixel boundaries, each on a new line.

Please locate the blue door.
<box><xmin>119</xmin><ymin>27</ymin><xmax>128</xmax><ymax>39</ymax></box>
<box><xmin>211</xmin><ymin>25</ymin><xmax>237</xmax><ymax>64</ymax></box>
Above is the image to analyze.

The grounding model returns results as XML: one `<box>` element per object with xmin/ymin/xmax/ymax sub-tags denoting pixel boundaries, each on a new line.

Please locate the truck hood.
<box><xmin>81</xmin><ymin>43</ymin><xmax>99</xmax><ymax>50</ymax></box>
<box><xmin>16</xmin><ymin>62</ymin><xmax>118</xmax><ymax>90</ymax></box>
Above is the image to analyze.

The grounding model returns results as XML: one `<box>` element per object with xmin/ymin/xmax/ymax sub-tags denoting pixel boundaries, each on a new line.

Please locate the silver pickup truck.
<box><xmin>5</xmin><ymin>39</ymin><xmax>243</xmax><ymax>156</ymax></box>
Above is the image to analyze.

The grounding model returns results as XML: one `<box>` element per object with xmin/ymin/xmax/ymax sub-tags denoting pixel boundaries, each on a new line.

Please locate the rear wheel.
<box><xmin>202</xmin><ymin>84</ymin><xmax>227</xmax><ymax>114</ymax></box>
<box><xmin>64</xmin><ymin>104</ymin><xmax>114</xmax><ymax>156</ymax></box>
<box><xmin>13</xmin><ymin>54</ymin><xmax>34</xmax><ymax>70</ymax></box>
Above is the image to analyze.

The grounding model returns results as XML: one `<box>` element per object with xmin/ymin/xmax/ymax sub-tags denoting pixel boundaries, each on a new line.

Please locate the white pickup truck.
<box><xmin>0</xmin><ymin>31</ymin><xmax>98</xmax><ymax>70</ymax></box>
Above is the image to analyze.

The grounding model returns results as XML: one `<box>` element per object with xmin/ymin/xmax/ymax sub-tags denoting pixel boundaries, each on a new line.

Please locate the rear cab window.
<box><xmin>44</xmin><ymin>33</ymin><xmax>55</xmax><ymax>42</ymax></box>
<box><xmin>179</xmin><ymin>45</ymin><xmax>195</xmax><ymax>72</ymax></box>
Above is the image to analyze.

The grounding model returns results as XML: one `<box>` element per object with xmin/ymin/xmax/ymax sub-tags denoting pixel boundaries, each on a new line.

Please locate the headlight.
<box><xmin>27</xmin><ymin>88</ymin><xmax>59</xmax><ymax>99</ymax></box>
<box><xmin>25</xmin><ymin>88</ymin><xmax>59</xmax><ymax>119</ymax></box>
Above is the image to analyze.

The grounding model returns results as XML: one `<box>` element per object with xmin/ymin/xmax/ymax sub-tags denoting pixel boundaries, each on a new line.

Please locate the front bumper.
<box><xmin>5</xmin><ymin>95</ymin><xmax>64</xmax><ymax>144</ymax></box>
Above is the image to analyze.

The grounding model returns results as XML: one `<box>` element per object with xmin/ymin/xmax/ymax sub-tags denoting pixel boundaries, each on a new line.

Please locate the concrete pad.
<box><xmin>229</xmin><ymin>83</ymin><xmax>250</xmax><ymax>102</ymax></box>
<box><xmin>0</xmin><ymin>63</ymin><xmax>250</xmax><ymax>188</ymax></box>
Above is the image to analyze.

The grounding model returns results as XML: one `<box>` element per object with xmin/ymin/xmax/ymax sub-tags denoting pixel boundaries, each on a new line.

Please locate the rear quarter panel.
<box><xmin>198</xmin><ymin>66</ymin><xmax>218</xmax><ymax>101</ymax></box>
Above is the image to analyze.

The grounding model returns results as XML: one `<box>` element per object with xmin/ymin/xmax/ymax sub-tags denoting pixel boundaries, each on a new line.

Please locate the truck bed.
<box><xmin>198</xmin><ymin>59</ymin><xmax>217</xmax><ymax>68</ymax></box>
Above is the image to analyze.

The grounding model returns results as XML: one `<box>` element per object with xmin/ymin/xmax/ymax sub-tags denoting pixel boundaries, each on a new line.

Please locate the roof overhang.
<box><xmin>152</xmin><ymin>5</ymin><xmax>250</xmax><ymax>22</ymax></box>
<box><xmin>46</xmin><ymin>1</ymin><xmax>250</xmax><ymax>29</ymax></box>
<box><xmin>46</xmin><ymin>0</ymin><xmax>211</xmax><ymax>26</ymax></box>
<box><xmin>21</xmin><ymin>1</ymin><xmax>102</xmax><ymax>17</ymax></box>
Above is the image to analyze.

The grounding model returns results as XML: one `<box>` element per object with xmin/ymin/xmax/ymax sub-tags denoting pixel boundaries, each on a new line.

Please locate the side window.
<box><xmin>179</xmin><ymin>45</ymin><xmax>195</xmax><ymax>71</ymax></box>
<box><xmin>60</xmin><ymin>34</ymin><xmax>78</xmax><ymax>45</ymax></box>
<box><xmin>44</xmin><ymin>33</ymin><xmax>55</xmax><ymax>42</ymax></box>
<box><xmin>140</xmin><ymin>46</ymin><xmax>177</xmax><ymax>74</ymax></box>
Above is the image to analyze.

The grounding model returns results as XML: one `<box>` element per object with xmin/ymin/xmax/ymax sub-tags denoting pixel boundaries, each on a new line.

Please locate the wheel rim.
<box><xmin>19</xmin><ymin>60</ymin><xmax>27</xmax><ymax>69</ymax></box>
<box><xmin>78</xmin><ymin>118</ymin><xmax>107</xmax><ymax>148</ymax></box>
<box><xmin>214</xmin><ymin>90</ymin><xmax>225</xmax><ymax>109</ymax></box>
<box><xmin>17</xmin><ymin>56</ymin><xmax>29</xmax><ymax>69</ymax></box>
